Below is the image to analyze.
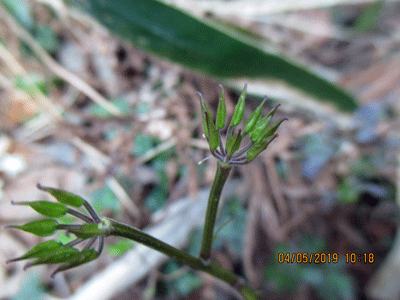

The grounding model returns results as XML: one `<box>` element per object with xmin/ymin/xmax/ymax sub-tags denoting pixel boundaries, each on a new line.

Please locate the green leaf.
<box><xmin>205</xmin><ymin>111</ymin><xmax>219</xmax><ymax>151</ymax></box>
<box><xmin>12</xmin><ymin>201</ymin><xmax>67</xmax><ymax>218</ymax></box>
<box><xmin>7</xmin><ymin>240</ymin><xmax>64</xmax><ymax>263</ymax></box>
<box><xmin>26</xmin><ymin>246</ymin><xmax>79</xmax><ymax>268</ymax></box>
<box><xmin>76</xmin><ymin>0</ymin><xmax>357</xmax><ymax>112</ymax></box>
<box><xmin>14</xmin><ymin>74</ymin><xmax>48</xmax><ymax>95</ymax></box>
<box><xmin>215</xmin><ymin>85</ymin><xmax>226</xmax><ymax>130</ymax></box>
<box><xmin>107</xmin><ymin>240</ymin><xmax>134</xmax><ymax>256</ymax></box>
<box><xmin>37</xmin><ymin>184</ymin><xmax>84</xmax><ymax>208</ymax></box>
<box><xmin>51</xmin><ymin>249</ymin><xmax>99</xmax><ymax>278</ymax></box>
<box><xmin>244</xmin><ymin>97</ymin><xmax>266</xmax><ymax>134</ymax></box>
<box><xmin>229</xmin><ymin>84</ymin><xmax>247</xmax><ymax>127</ymax></box>
<box><xmin>11</xmin><ymin>219</ymin><xmax>59</xmax><ymax>237</ymax></box>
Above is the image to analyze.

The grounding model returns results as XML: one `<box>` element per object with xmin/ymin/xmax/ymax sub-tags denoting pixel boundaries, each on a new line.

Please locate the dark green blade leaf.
<box><xmin>25</xmin><ymin>247</ymin><xmax>80</xmax><ymax>269</ymax></box>
<box><xmin>76</xmin><ymin>0</ymin><xmax>357</xmax><ymax>112</ymax></box>
<box><xmin>12</xmin><ymin>201</ymin><xmax>67</xmax><ymax>218</ymax></box>
<box><xmin>7</xmin><ymin>240</ymin><xmax>63</xmax><ymax>263</ymax></box>
<box><xmin>37</xmin><ymin>184</ymin><xmax>84</xmax><ymax>208</ymax></box>
<box><xmin>229</xmin><ymin>84</ymin><xmax>247</xmax><ymax>128</ymax></box>
<box><xmin>216</xmin><ymin>85</ymin><xmax>226</xmax><ymax>130</ymax></box>
<box><xmin>11</xmin><ymin>219</ymin><xmax>59</xmax><ymax>237</ymax></box>
<box><xmin>51</xmin><ymin>249</ymin><xmax>99</xmax><ymax>278</ymax></box>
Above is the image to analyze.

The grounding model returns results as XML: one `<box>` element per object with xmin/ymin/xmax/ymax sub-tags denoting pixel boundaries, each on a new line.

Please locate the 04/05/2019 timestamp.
<box><xmin>278</xmin><ymin>253</ymin><xmax>375</xmax><ymax>264</ymax></box>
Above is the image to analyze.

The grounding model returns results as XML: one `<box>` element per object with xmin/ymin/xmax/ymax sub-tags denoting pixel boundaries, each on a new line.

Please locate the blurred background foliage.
<box><xmin>0</xmin><ymin>0</ymin><xmax>399</xmax><ymax>300</ymax></box>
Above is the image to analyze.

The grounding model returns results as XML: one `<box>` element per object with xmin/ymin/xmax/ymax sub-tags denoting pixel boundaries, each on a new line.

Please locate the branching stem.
<box><xmin>108</xmin><ymin>219</ymin><xmax>258</xmax><ymax>299</ymax></box>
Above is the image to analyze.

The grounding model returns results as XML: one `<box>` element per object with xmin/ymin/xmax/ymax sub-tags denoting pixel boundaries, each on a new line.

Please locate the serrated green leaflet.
<box><xmin>216</xmin><ymin>85</ymin><xmax>226</xmax><ymax>130</ymax></box>
<box><xmin>13</xmin><ymin>201</ymin><xmax>67</xmax><ymax>217</ymax></box>
<box><xmin>7</xmin><ymin>240</ymin><xmax>63</xmax><ymax>263</ymax></box>
<box><xmin>229</xmin><ymin>84</ymin><xmax>247</xmax><ymax>127</ymax></box>
<box><xmin>12</xmin><ymin>219</ymin><xmax>59</xmax><ymax>237</ymax></box>
<box><xmin>77</xmin><ymin>0</ymin><xmax>357</xmax><ymax>112</ymax></box>
<box><xmin>37</xmin><ymin>184</ymin><xmax>84</xmax><ymax>207</ymax></box>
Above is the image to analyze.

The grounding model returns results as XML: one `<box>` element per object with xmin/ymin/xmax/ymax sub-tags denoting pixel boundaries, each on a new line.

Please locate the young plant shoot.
<box><xmin>5</xmin><ymin>84</ymin><xmax>286</xmax><ymax>300</ymax></box>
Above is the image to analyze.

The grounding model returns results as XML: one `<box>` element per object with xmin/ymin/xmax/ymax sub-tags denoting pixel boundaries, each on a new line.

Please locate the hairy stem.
<box><xmin>199</xmin><ymin>163</ymin><xmax>232</xmax><ymax>261</ymax></box>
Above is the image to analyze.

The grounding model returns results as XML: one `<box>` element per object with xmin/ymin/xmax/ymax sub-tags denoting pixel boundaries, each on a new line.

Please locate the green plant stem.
<box><xmin>108</xmin><ymin>219</ymin><xmax>258</xmax><ymax>299</ymax></box>
<box><xmin>199</xmin><ymin>162</ymin><xmax>232</xmax><ymax>261</ymax></box>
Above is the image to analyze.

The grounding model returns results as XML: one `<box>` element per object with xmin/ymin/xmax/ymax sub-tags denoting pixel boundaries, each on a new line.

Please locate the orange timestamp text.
<box><xmin>278</xmin><ymin>252</ymin><xmax>375</xmax><ymax>264</ymax></box>
<box><xmin>278</xmin><ymin>252</ymin><xmax>339</xmax><ymax>264</ymax></box>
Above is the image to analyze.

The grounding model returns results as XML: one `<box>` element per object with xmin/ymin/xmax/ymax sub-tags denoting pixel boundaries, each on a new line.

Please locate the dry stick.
<box><xmin>1</xmin><ymin>5</ymin><xmax>122</xmax><ymax>117</ymax></box>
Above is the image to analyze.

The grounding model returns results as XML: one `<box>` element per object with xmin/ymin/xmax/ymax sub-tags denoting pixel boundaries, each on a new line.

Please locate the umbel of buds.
<box><xmin>198</xmin><ymin>84</ymin><xmax>287</xmax><ymax>166</ymax></box>
<box><xmin>5</xmin><ymin>184</ymin><xmax>110</xmax><ymax>278</ymax></box>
